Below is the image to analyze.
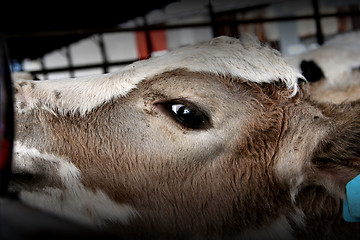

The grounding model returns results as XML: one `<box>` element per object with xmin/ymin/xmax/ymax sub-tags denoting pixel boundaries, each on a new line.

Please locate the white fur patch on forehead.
<box><xmin>14</xmin><ymin>35</ymin><xmax>303</xmax><ymax>116</ymax></box>
<box><xmin>166</xmin><ymin>35</ymin><xmax>304</xmax><ymax>89</ymax></box>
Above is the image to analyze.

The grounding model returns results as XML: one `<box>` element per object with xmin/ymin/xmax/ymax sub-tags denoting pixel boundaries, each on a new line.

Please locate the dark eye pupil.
<box><xmin>171</xmin><ymin>104</ymin><xmax>205</xmax><ymax>129</ymax></box>
<box><xmin>178</xmin><ymin>106</ymin><xmax>191</xmax><ymax>116</ymax></box>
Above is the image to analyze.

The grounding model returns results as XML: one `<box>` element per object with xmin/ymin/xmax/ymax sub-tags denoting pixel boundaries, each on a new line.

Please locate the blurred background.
<box><xmin>1</xmin><ymin>0</ymin><xmax>359</xmax><ymax>80</ymax></box>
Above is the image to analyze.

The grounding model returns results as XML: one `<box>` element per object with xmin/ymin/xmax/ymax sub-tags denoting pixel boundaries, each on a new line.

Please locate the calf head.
<box><xmin>10</xmin><ymin>36</ymin><xmax>360</xmax><ymax>239</ymax></box>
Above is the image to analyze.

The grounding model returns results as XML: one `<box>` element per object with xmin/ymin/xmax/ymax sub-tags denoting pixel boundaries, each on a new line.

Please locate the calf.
<box><xmin>10</xmin><ymin>36</ymin><xmax>360</xmax><ymax>239</ymax></box>
<box><xmin>288</xmin><ymin>31</ymin><xmax>360</xmax><ymax>103</ymax></box>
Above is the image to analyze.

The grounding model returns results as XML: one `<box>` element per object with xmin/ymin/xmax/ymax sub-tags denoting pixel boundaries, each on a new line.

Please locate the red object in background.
<box><xmin>136</xmin><ymin>30</ymin><xmax>167</xmax><ymax>59</ymax></box>
<box><xmin>0</xmin><ymin>139</ymin><xmax>10</xmax><ymax>169</ymax></box>
<box><xmin>0</xmin><ymin>35</ymin><xmax>14</xmax><ymax>197</ymax></box>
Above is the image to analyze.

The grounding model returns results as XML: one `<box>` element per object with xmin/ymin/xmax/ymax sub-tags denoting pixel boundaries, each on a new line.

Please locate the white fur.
<box><xmin>275</xmin><ymin>152</ymin><xmax>307</xmax><ymax>202</ymax></box>
<box><xmin>288</xmin><ymin>31</ymin><xmax>360</xmax><ymax>87</ymax></box>
<box><xmin>12</xmin><ymin>141</ymin><xmax>139</xmax><ymax>226</ymax></box>
<box><xmin>290</xmin><ymin>174</ymin><xmax>306</xmax><ymax>202</ymax></box>
<box><xmin>14</xmin><ymin>36</ymin><xmax>303</xmax><ymax>116</ymax></box>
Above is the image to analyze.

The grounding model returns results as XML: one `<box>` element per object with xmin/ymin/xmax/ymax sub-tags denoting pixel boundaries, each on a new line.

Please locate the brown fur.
<box><xmin>13</xmin><ymin>69</ymin><xmax>360</xmax><ymax>239</ymax></box>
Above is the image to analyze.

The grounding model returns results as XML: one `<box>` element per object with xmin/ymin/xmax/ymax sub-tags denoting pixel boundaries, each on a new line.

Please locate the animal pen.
<box><xmin>3</xmin><ymin>0</ymin><xmax>360</xmax><ymax>80</ymax></box>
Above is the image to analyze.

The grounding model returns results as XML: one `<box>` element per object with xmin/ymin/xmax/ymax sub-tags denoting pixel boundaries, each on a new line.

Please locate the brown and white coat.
<box><xmin>10</xmin><ymin>36</ymin><xmax>360</xmax><ymax>239</ymax></box>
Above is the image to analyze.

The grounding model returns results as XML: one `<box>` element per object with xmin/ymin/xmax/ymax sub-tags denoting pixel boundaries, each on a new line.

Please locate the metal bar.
<box><xmin>208</xmin><ymin>0</ymin><xmax>218</xmax><ymax>37</ymax></box>
<box><xmin>29</xmin><ymin>59</ymin><xmax>137</xmax><ymax>75</ymax></box>
<box><xmin>312</xmin><ymin>0</ymin><xmax>324</xmax><ymax>45</ymax></box>
<box><xmin>142</xmin><ymin>16</ymin><xmax>153</xmax><ymax>59</ymax></box>
<box><xmin>65</xmin><ymin>46</ymin><xmax>74</xmax><ymax>78</ymax></box>
<box><xmin>39</xmin><ymin>58</ymin><xmax>47</xmax><ymax>79</ymax></box>
<box><xmin>96</xmin><ymin>34</ymin><xmax>109</xmax><ymax>73</ymax></box>
<box><xmin>4</xmin><ymin>11</ymin><xmax>360</xmax><ymax>39</ymax></box>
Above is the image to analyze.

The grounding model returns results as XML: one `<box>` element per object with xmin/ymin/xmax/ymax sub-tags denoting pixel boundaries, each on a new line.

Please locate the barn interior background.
<box><xmin>0</xmin><ymin>0</ymin><xmax>360</xmax><ymax>237</ymax></box>
<box><xmin>1</xmin><ymin>0</ymin><xmax>360</xmax><ymax>80</ymax></box>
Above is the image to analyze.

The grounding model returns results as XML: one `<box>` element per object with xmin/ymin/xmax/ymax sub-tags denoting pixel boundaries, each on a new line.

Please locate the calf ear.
<box><xmin>311</xmin><ymin>103</ymin><xmax>360</xmax><ymax>198</ymax></box>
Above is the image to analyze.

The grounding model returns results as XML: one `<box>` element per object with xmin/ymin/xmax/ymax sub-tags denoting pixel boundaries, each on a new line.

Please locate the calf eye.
<box><xmin>159</xmin><ymin>101</ymin><xmax>210</xmax><ymax>129</ymax></box>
